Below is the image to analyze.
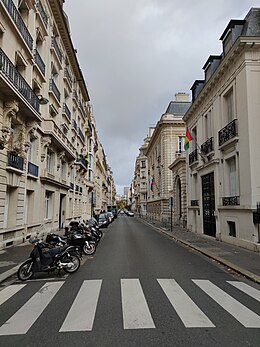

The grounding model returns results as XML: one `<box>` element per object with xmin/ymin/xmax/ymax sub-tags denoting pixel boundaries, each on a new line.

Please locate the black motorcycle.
<box><xmin>17</xmin><ymin>237</ymin><xmax>81</xmax><ymax>281</ymax></box>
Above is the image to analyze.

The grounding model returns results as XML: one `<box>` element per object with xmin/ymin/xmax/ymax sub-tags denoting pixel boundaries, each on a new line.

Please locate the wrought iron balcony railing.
<box><xmin>28</xmin><ymin>162</ymin><xmax>39</xmax><ymax>177</ymax></box>
<box><xmin>70</xmin><ymin>182</ymin><xmax>74</xmax><ymax>190</ymax></box>
<box><xmin>78</xmin><ymin>128</ymin><xmax>85</xmax><ymax>142</ymax></box>
<box><xmin>34</xmin><ymin>49</ymin><xmax>45</xmax><ymax>76</ymax></box>
<box><xmin>201</xmin><ymin>137</ymin><xmax>214</xmax><ymax>155</ymax></box>
<box><xmin>191</xmin><ymin>199</ymin><xmax>199</xmax><ymax>206</ymax></box>
<box><xmin>51</xmin><ymin>36</ymin><xmax>62</xmax><ymax>64</ymax></box>
<box><xmin>7</xmin><ymin>152</ymin><xmax>24</xmax><ymax>171</ymax></box>
<box><xmin>2</xmin><ymin>0</ymin><xmax>33</xmax><ymax>50</ymax></box>
<box><xmin>219</xmin><ymin>119</ymin><xmax>238</xmax><ymax>147</ymax></box>
<box><xmin>36</xmin><ymin>0</ymin><xmax>48</xmax><ymax>28</ymax></box>
<box><xmin>73</xmin><ymin>89</ymin><xmax>78</xmax><ymax>102</ymax></box>
<box><xmin>222</xmin><ymin>196</ymin><xmax>240</xmax><ymax>206</ymax></box>
<box><xmin>63</xmin><ymin>103</ymin><xmax>71</xmax><ymax>120</ymax></box>
<box><xmin>0</xmin><ymin>48</ymin><xmax>40</xmax><ymax>112</ymax></box>
<box><xmin>49</xmin><ymin>78</ymin><xmax>61</xmax><ymax>102</ymax></box>
<box><xmin>189</xmin><ymin>149</ymin><xmax>198</xmax><ymax>165</ymax></box>
<box><xmin>79</xmin><ymin>100</ymin><xmax>85</xmax><ymax>116</ymax></box>
<box><xmin>64</xmin><ymin>67</ymin><xmax>73</xmax><ymax>88</ymax></box>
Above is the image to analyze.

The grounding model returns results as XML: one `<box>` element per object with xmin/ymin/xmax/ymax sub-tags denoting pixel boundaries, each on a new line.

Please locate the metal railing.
<box><xmin>36</xmin><ymin>0</ymin><xmax>48</xmax><ymax>28</ymax></box>
<box><xmin>64</xmin><ymin>67</ymin><xmax>73</xmax><ymax>88</ymax></box>
<box><xmin>201</xmin><ymin>137</ymin><xmax>214</xmax><ymax>155</ymax></box>
<box><xmin>7</xmin><ymin>152</ymin><xmax>24</xmax><ymax>171</ymax></box>
<box><xmin>191</xmin><ymin>199</ymin><xmax>199</xmax><ymax>206</ymax></box>
<box><xmin>70</xmin><ymin>182</ymin><xmax>74</xmax><ymax>190</ymax></box>
<box><xmin>76</xmin><ymin>154</ymin><xmax>88</xmax><ymax>170</ymax></box>
<box><xmin>72</xmin><ymin>119</ymin><xmax>77</xmax><ymax>131</ymax></box>
<box><xmin>0</xmin><ymin>48</ymin><xmax>40</xmax><ymax>112</ymax></box>
<box><xmin>2</xmin><ymin>0</ymin><xmax>33</xmax><ymax>50</ymax></box>
<box><xmin>219</xmin><ymin>119</ymin><xmax>238</xmax><ymax>147</ymax></box>
<box><xmin>63</xmin><ymin>103</ymin><xmax>71</xmax><ymax>120</ymax></box>
<box><xmin>189</xmin><ymin>149</ymin><xmax>198</xmax><ymax>165</ymax></box>
<box><xmin>222</xmin><ymin>196</ymin><xmax>240</xmax><ymax>206</ymax></box>
<box><xmin>49</xmin><ymin>78</ymin><xmax>61</xmax><ymax>102</ymax></box>
<box><xmin>51</xmin><ymin>36</ymin><xmax>62</xmax><ymax>64</ymax></box>
<box><xmin>73</xmin><ymin>89</ymin><xmax>78</xmax><ymax>102</ymax></box>
<box><xmin>28</xmin><ymin>162</ymin><xmax>39</xmax><ymax>177</ymax></box>
<box><xmin>34</xmin><ymin>49</ymin><xmax>45</xmax><ymax>76</ymax></box>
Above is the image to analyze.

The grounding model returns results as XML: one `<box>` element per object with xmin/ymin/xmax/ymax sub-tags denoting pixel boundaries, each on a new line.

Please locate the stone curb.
<box><xmin>0</xmin><ymin>265</ymin><xmax>20</xmax><ymax>285</ymax></box>
<box><xmin>139</xmin><ymin>218</ymin><xmax>260</xmax><ymax>285</ymax></box>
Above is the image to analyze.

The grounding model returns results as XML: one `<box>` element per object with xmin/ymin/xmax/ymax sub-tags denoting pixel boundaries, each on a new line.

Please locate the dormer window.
<box><xmin>220</xmin><ymin>20</ymin><xmax>245</xmax><ymax>56</ymax></box>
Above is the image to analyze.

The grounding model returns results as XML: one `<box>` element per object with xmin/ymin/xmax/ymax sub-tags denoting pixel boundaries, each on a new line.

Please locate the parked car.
<box><xmin>98</xmin><ymin>213</ymin><xmax>110</xmax><ymax>228</ymax></box>
<box><xmin>127</xmin><ymin>211</ymin><xmax>134</xmax><ymax>217</ymax></box>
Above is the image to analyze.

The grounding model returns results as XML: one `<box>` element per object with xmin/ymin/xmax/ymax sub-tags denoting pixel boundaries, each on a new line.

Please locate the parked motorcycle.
<box><xmin>17</xmin><ymin>237</ymin><xmax>81</xmax><ymax>281</ymax></box>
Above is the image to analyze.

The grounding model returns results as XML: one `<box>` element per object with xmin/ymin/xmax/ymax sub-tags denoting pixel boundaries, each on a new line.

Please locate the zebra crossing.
<box><xmin>0</xmin><ymin>279</ymin><xmax>259</xmax><ymax>335</ymax></box>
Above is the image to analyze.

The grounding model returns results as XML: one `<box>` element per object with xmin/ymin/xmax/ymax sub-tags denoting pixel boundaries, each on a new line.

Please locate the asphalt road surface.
<box><xmin>0</xmin><ymin>215</ymin><xmax>259</xmax><ymax>347</ymax></box>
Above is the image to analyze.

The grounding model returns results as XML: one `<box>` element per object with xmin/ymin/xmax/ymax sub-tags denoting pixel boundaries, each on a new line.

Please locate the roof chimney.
<box><xmin>175</xmin><ymin>92</ymin><xmax>189</xmax><ymax>102</ymax></box>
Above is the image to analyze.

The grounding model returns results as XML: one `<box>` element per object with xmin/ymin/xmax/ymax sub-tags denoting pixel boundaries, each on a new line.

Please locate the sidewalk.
<box><xmin>139</xmin><ymin>218</ymin><xmax>260</xmax><ymax>284</ymax></box>
<box><xmin>0</xmin><ymin>222</ymin><xmax>259</xmax><ymax>285</ymax></box>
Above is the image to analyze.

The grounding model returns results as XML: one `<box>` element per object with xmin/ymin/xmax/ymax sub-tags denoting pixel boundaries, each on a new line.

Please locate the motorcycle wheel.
<box><xmin>17</xmin><ymin>260</ymin><xmax>34</xmax><ymax>281</ymax></box>
<box><xmin>64</xmin><ymin>255</ymin><xmax>80</xmax><ymax>273</ymax></box>
<box><xmin>98</xmin><ymin>230</ymin><xmax>103</xmax><ymax>238</ymax></box>
<box><xmin>83</xmin><ymin>243</ymin><xmax>96</xmax><ymax>255</ymax></box>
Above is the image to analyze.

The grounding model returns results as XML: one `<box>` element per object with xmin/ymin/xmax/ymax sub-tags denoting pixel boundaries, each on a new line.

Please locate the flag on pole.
<box><xmin>184</xmin><ymin>129</ymin><xmax>193</xmax><ymax>150</ymax></box>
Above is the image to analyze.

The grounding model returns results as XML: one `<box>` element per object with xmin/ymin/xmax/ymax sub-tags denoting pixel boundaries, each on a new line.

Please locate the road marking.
<box><xmin>227</xmin><ymin>281</ymin><xmax>260</xmax><ymax>302</ymax></box>
<box><xmin>193</xmin><ymin>280</ymin><xmax>260</xmax><ymax>328</ymax></box>
<box><xmin>158</xmin><ymin>279</ymin><xmax>215</xmax><ymax>328</ymax></box>
<box><xmin>0</xmin><ymin>281</ymin><xmax>64</xmax><ymax>335</ymax></box>
<box><xmin>60</xmin><ymin>279</ymin><xmax>102</xmax><ymax>332</ymax></box>
<box><xmin>0</xmin><ymin>284</ymin><xmax>26</xmax><ymax>306</ymax></box>
<box><xmin>121</xmin><ymin>279</ymin><xmax>155</xmax><ymax>329</ymax></box>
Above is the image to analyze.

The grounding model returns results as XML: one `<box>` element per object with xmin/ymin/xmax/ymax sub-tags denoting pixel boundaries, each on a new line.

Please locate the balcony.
<box><xmin>0</xmin><ymin>48</ymin><xmax>40</xmax><ymax>113</ymax></box>
<box><xmin>2</xmin><ymin>0</ymin><xmax>33</xmax><ymax>50</ymax></box>
<box><xmin>63</xmin><ymin>103</ymin><xmax>71</xmax><ymax>121</ymax></box>
<box><xmin>28</xmin><ymin>162</ymin><xmax>39</xmax><ymax>177</ymax></box>
<box><xmin>72</xmin><ymin>119</ymin><xmax>77</xmax><ymax>132</ymax></box>
<box><xmin>72</xmin><ymin>89</ymin><xmax>78</xmax><ymax>103</ymax></box>
<box><xmin>222</xmin><ymin>196</ymin><xmax>240</xmax><ymax>206</ymax></box>
<box><xmin>189</xmin><ymin>149</ymin><xmax>198</xmax><ymax>166</ymax></box>
<box><xmin>79</xmin><ymin>100</ymin><xmax>85</xmax><ymax>116</ymax></box>
<box><xmin>51</xmin><ymin>36</ymin><xmax>62</xmax><ymax>65</ymax></box>
<box><xmin>75</xmin><ymin>154</ymin><xmax>88</xmax><ymax>171</ymax></box>
<box><xmin>219</xmin><ymin>119</ymin><xmax>238</xmax><ymax>148</ymax></box>
<box><xmin>49</xmin><ymin>79</ymin><xmax>61</xmax><ymax>103</ymax></box>
<box><xmin>70</xmin><ymin>182</ymin><xmax>74</xmax><ymax>191</ymax></box>
<box><xmin>36</xmin><ymin>0</ymin><xmax>48</xmax><ymax>28</ymax></box>
<box><xmin>34</xmin><ymin>49</ymin><xmax>45</xmax><ymax>76</ymax></box>
<box><xmin>201</xmin><ymin>137</ymin><xmax>214</xmax><ymax>156</ymax></box>
<box><xmin>7</xmin><ymin>153</ymin><xmax>24</xmax><ymax>171</ymax></box>
<box><xmin>78</xmin><ymin>128</ymin><xmax>85</xmax><ymax>143</ymax></box>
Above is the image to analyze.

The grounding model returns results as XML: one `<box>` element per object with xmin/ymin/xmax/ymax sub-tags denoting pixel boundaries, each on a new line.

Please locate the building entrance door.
<box><xmin>202</xmin><ymin>173</ymin><xmax>216</xmax><ymax>237</ymax></box>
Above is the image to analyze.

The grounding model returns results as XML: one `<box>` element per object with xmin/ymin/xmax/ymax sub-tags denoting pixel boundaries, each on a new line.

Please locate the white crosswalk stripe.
<box><xmin>0</xmin><ymin>279</ymin><xmax>259</xmax><ymax>334</ymax></box>
<box><xmin>0</xmin><ymin>281</ymin><xmax>64</xmax><ymax>335</ymax></box>
<box><xmin>193</xmin><ymin>280</ymin><xmax>260</xmax><ymax>328</ymax></box>
<box><xmin>60</xmin><ymin>279</ymin><xmax>102</xmax><ymax>332</ymax></box>
<box><xmin>121</xmin><ymin>279</ymin><xmax>155</xmax><ymax>329</ymax></box>
<box><xmin>227</xmin><ymin>281</ymin><xmax>260</xmax><ymax>302</ymax></box>
<box><xmin>0</xmin><ymin>284</ymin><xmax>26</xmax><ymax>306</ymax></box>
<box><xmin>158</xmin><ymin>279</ymin><xmax>215</xmax><ymax>328</ymax></box>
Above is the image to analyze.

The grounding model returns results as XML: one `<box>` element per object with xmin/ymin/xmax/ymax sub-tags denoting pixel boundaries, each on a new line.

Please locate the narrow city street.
<box><xmin>0</xmin><ymin>215</ymin><xmax>259</xmax><ymax>347</ymax></box>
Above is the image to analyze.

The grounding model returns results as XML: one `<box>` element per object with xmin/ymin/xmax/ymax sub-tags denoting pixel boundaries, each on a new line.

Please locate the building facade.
<box><xmin>184</xmin><ymin>8</ymin><xmax>260</xmax><ymax>251</ymax></box>
<box><xmin>0</xmin><ymin>0</ymin><xmax>114</xmax><ymax>248</ymax></box>
<box><xmin>145</xmin><ymin>93</ymin><xmax>190</xmax><ymax>222</ymax></box>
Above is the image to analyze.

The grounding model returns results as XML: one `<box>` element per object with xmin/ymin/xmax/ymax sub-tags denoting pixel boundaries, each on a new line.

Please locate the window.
<box><xmin>46</xmin><ymin>150</ymin><xmax>54</xmax><ymax>173</ymax></box>
<box><xmin>178</xmin><ymin>136</ymin><xmax>185</xmax><ymax>152</ymax></box>
<box><xmin>45</xmin><ymin>190</ymin><xmax>53</xmax><ymax>219</ymax></box>
<box><xmin>28</xmin><ymin>138</ymin><xmax>37</xmax><ymax>164</ymax></box>
<box><xmin>227</xmin><ymin>156</ymin><xmax>237</xmax><ymax>196</ymax></box>
<box><xmin>224</xmin><ymin>88</ymin><xmax>234</xmax><ymax>123</ymax></box>
<box><xmin>141</xmin><ymin>160</ymin><xmax>146</xmax><ymax>168</ymax></box>
<box><xmin>61</xmin><ymin>161</ymin><xmax>66</xmax><ymax>180</ymax></box>
<box><xmin>228</xmin><ymin>221</ymin><xmax>236</xmax><ymax>237</ymax></box>
<box><xmin>192</xmin><ymin>127</ymin><xmax>197</xmax><ymax>150</ymax></box>
<box><xmin>205</xmin><ymin>110</ymin><xmax>212</xmax><ymax>140</ymax></box>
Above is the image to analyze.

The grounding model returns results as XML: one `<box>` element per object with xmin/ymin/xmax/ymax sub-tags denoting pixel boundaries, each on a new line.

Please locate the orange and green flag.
<box><xmin>184</xmin><ymin>129</ymin><xmax>193</xmax><ymax>150</ymax></box>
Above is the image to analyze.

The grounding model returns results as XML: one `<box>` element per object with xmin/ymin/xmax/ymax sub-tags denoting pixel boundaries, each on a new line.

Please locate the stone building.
<box><xmin>146</xmin><ymin>93</ymin><xmax>190</xmax><ymax>222</ymax></box>
<box><xmin>184</xmin><ymin>8</ymin><xmax>260</xmax><ymax>251</ymax></box>
<box><xmin>0</xmin><ymin>0</ymin><xmax>113</xmax><ymax>248</ymax></box>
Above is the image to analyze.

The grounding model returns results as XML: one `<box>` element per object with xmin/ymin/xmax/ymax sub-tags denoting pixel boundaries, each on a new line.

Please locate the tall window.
<box><xmin>45</xmin><ymin>190</ymin><xmax>53</xmax><ymax>219</ymax></box>
<box><xmin>205</xmin><ymin>110</ymin><xmax>212</xmax><ymax>140</ymax></box>
<box><xmin>224</xmin><ymin>88</ymin><xmax>234</xmax><ymax>123</ymax></box>
<box><xmin>178</xmin><ymin>136</ymin><xmax>185</xmax><ymax>152</ymax></box>
<box><xmin>61</xmin><ymin>161</ymin><xmax>66</xmax><ymax>180</ymax></box>
<box><xmin>227</xmin><ymin>156</ymin><xmax>237</xmax><ymax>196</ymax></box>
<box><xmin>192</xmin><ymin>126</ymin><xmax>197</xmax><ymax>151</ymax></box>
<box><xmin>46</xmin><ymin>150</ymin><xmax>54</xmax><ymax>173</ymax></box>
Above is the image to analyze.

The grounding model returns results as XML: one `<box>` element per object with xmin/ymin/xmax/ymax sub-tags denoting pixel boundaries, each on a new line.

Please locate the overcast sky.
<box><xmin>64</xmin><ymin>0</ymin><xmax>260</xmax><ymax>195</ymax></box>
